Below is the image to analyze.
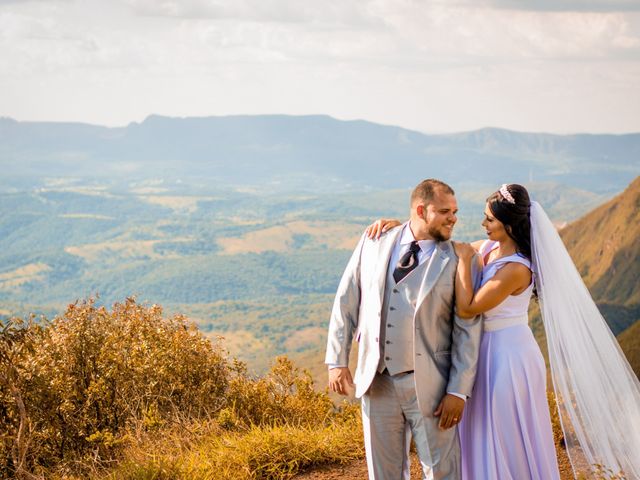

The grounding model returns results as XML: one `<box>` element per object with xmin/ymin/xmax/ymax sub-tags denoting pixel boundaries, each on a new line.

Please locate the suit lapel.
<box><xmin>416</xmin><ymin>241</ymin><xmax>451</xmax><ymax>310</ymax></box>
<box><xmin>374</xmin><ymin>223</ymin><xmax>404</xmax><ymax>305</ymax></box>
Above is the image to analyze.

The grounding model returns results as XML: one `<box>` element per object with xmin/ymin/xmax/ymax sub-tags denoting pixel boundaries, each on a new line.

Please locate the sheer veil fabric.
<box><xmin>530</xmin><ymin>201</ymin><xmax>640</xmax><ymax>477</ymax></box>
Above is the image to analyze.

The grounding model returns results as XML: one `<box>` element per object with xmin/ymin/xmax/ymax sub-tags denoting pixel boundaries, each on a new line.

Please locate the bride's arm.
<box><xmin>454</xmin><ymin>244</ymin><xmax>531</xmax><ymax>319</ymax></box>
<box><xmin>453</xmin><ymin>242</ymin><xmax>479</xmax><ymax>319</ymax></box>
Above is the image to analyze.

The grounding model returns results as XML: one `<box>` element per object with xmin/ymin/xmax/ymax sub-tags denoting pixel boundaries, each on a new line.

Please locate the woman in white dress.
<box><xmin>451</xmin><ymin>184</ymin><xmax>559</xmax><ymax>479</ymax></box>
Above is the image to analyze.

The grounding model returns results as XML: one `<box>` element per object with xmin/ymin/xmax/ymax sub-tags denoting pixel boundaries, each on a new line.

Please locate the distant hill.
<box><xmin>553</xmin><ymin>177</ymin><xmax>640</xmax><ymax>375</ymax></box>
<box><xmin>1</xmin><ymin>115</ymin><xmax>639</xmax><ymax>192</ymax></box>
<box><xmin>560</xmin><ymin>176</ymin><xmax>640</xmax><ymax>335</ymax></box>
<box><xmin>618</xmin><ymin>321</ymin><xmax>640</xmax><ymax>377</ymax></box>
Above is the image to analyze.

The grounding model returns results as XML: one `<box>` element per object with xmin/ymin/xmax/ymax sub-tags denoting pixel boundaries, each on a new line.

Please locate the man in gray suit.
<box><xmin>325</xmin><ymin>179</ymin><xmax>482</xmax><ymax>479</ymax></box>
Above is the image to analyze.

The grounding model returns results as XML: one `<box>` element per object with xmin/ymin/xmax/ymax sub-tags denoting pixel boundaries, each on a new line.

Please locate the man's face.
<box><xmin>420</xmin><ymin>191</ymin><xmax>458</xmax><ymax>241</ymax></box>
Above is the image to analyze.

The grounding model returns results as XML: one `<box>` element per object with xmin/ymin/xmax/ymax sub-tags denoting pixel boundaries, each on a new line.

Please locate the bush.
<box><xmin>1</xmin><ymin>298</ymin><xmax>230</xmax><ymax>478</ymax></box>
<box><xmin>0</xmin><ymin>298</ymin><xmax>358</xmax><ymax>480</ymax></box>
<box><xmin>223</xmin><ymin>356</ymin><xmax>335</xmax><ymax>429</ymax></box>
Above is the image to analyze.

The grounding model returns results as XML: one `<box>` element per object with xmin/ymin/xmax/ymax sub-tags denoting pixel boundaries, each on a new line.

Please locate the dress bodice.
<box><xmin>480</xmin><ymin>240</ymin><xmax>534</xmax><ymax>321</ymax></box>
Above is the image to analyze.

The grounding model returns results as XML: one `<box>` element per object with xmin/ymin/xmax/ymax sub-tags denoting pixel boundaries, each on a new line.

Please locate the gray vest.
<box><xmin>378</xmin><ymin>257</ymin><xmax>431</xmax><ymax>375</ymax></box>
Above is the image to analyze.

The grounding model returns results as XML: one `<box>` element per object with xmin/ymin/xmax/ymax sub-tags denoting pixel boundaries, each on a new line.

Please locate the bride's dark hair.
<box><xmin>486</xmin><ymin>184</ymin><xmax>532</xmax><ymax>261</ymax></box>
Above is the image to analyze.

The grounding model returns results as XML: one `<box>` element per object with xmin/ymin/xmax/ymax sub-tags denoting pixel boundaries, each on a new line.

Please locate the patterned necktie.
<box><xmin>393</xmin><ymin>241</ymin><xmax>421</xmax><ymax>283</ymax></box>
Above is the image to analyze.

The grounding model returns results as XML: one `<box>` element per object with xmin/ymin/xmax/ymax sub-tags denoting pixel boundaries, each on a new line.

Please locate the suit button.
<box><xmin>375</xmin><ymin>337</ymin><xmax>379</xmax><ymax>342</ymax></box>
<box><xmin>385</xmin><ymin>356</ymin><xmax>391</xmax><ymax>361</ymax></box>
<box><xmin>389</xmin><ymin>306</ymin><xmax>396</xmax><ymax>311</ymax></box>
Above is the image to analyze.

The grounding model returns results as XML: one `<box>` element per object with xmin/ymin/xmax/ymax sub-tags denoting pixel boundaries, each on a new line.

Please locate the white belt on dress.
<box><xmin>483</xmin><ymin>314</ymin><xmax>529</xmax><ymax>332</ymax></box>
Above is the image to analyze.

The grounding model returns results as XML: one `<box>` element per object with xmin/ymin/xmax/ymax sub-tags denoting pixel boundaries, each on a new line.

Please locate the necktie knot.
<box><xmin>393</xmin><ymin>241</ymin><xmax>421</xmax><ymax>283</ymax></box>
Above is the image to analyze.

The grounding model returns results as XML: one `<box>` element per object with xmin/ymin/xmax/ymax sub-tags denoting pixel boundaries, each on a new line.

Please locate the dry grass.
<box><xmin>137</xmin><ymin>195</ymin><xmax>220</xmax><ymax>213</ymax></box>
<box><xmin>216</xmin><ymin>221</ymin><xmax>362</xmax><ymax>255</ymax></box>
<box><xmin>64</xmin><ymin>238</ymin><xmax>193</xmax><ymax>261</ymax></box>
<box><xmin>0</xmin><ymin>263</ymin><xmax>51</xmax><ymax>289</ymax></box>
<box><xmin>106</xmin><ymin>413</ymin><xmax>362</xmax><ymax>480</ymax></box>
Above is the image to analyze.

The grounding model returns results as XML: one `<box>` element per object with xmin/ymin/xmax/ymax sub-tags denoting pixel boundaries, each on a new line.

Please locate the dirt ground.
<box><xmin>295</xmin><ymin>450</ymin><xmax>574</xmax><ymax>479</ymax></box>
<box><xmin>294</xmin><ymin>452</ymin><xmax>424</xmax><ymax>479</ymax></box>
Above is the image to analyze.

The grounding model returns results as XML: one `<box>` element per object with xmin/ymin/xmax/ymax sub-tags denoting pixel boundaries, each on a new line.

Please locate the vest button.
<box><xmin>385</xmin><ymin>356</ymin><xmax>391</xmax><ymax>361</ymax></box>
<box><xmin>386</xmin><ymin>340</ymin><xmax>391</xmax><ymax>344</ymax></box>
<box><xmin>389</xmin><ymin>306</ymin><xmax>396</xmax><ymax>311</ymax></box>
<box><xmin>393</xmin><ymin>289</ymin><xmax>399</xmax><ymax>293</ymax></box>
<box><xmin>387</xmin><ymin>323</ymin><xmax>393</xmax><ymax>327</ymax></box>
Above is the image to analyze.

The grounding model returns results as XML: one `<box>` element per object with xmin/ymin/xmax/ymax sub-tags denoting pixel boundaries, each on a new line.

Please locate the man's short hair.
<box><xmin>411</xmin><ymin>179</ymin><xmax>455</xmax><ymax>206</ymax></box>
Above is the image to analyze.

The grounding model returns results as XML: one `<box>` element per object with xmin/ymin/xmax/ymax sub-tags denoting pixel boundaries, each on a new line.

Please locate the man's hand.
<box><xmin>433</xmin><ymin>393</ymin><xmax>465</xmax><ymax>430</ymax></box>
<box><xmin>328</xmin><ymin>367</ymin><xmax>355</xmax><ymax>396</ymax></box>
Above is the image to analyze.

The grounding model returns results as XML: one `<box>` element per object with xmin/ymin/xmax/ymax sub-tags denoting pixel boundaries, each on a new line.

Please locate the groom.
<box><xmin>325</xmin><ymin>179</ymin><xmax>482</xmax><ymax>479</ymax></box>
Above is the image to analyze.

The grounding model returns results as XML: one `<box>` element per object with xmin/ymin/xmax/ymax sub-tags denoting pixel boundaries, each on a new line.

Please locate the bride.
<box><xmin>366</xmin><ymin>183</ymin><xmax>640</xmax><ymax>479</ymax></box>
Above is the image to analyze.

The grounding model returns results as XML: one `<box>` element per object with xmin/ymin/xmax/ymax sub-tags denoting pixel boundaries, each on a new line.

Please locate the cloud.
<box><xmin>124</xmin><ymin>0</ymin><xmax>382</xmax><ymax>27</ymax></box>
<box><xmin>366</xmin><ymin>3</ymin><xmax>640</xmax><ymax>64</ymax></box>
<box><xmin>2</xmin><ymin>1</ymin><xmax>638</xmax><ymax>77</ymax></box>
<box><xmin>478</xmin><ymin>0</ymin><xmax>640</xmax><ymax>12</ymax></box>
<box><xmin>0</xmin><ymin>0</ymin><xmax>638</xmax><ymax>132</ymax></box>
<box><xmin>0</xmin><ymin>0</ymin><xmax>70</xmax><ymax>5</ymax></box>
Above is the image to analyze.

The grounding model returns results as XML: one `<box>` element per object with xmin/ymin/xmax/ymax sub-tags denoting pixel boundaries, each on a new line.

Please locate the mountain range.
<box><xmin>1</xmin><ymin>114</ymin><xmax>639</xmax><ymax>192</ymax></box>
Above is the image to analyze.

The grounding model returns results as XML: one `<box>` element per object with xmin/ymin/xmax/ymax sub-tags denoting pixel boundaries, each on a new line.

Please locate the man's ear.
<box><xmin>416</xmin><ymin>204</ymin><xmax>425</xmax><ymax>218</ymax></box>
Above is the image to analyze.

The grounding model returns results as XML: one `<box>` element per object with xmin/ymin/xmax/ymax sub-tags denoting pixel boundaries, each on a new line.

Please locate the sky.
<box><xmin>1</xmin><ymin>0</ymin><xmax>639</xmax><ymax>134</ymax></box>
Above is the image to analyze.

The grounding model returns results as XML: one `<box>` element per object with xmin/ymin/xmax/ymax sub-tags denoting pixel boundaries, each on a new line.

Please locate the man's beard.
<box><xmin>429</xmin><ymin>225</ymin><xmax>453</xmax><ymax>242</ymax></box>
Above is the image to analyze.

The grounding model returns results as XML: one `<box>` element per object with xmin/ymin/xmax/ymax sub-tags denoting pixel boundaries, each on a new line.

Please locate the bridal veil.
<box><xmin>530</xmin><ymin>201</ymin><xmax>640</xmax><ymax>478</ymax></box>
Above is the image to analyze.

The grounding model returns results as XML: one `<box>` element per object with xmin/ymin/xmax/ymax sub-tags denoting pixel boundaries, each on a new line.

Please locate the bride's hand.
<box><xmin>453</xmin><ymin>241</ymin><xmax>475</xmax><ymax>261</ymax></box>
<box><xmin>365</xmin><ymin>219</ymin><xmax>402</xmax><ymax>239</ymax></box>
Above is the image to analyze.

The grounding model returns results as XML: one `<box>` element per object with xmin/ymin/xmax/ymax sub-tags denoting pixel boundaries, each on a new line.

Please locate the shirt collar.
<box><xmin>400</xmin><ymin>223</ymin><xmax>436</xmax><ymax>253</ymax></box>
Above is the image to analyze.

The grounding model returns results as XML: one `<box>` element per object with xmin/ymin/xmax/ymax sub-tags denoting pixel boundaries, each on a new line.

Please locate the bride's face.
<box><xmin>482</xmin><ymin>204</ymin><xmax>509</xmax><ymax>242</ymax></box>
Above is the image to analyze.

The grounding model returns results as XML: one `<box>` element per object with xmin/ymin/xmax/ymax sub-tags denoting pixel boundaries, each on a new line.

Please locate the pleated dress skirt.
<box><xmin>459</xmin><ymin>324</ymin><xmax>561</xmax><ymax>480</ymax></box>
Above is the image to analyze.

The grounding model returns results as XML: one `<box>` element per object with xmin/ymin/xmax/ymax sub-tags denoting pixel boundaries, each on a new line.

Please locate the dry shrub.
<box><xmin>1</xmin><ymin>298</ymin><xmax>360</xmax><ymax>480</ymax></box>
<box><xmin>222</xmin><ymin>356</ymin><xmax>335</xmax><ymax>429</ymax></box>
<box><xmin>1</xmin><ymin>298</ymin><xmax>230</xmax><ymax>478</ymax></box>
<box><xmin>0</xmin><ymin>315</ymin><xmax>41</xmax><ymax>480</ymax></box>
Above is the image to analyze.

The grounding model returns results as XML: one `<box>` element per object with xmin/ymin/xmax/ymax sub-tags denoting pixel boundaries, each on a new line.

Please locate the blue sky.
<box><xmin>1</xmin><ymin>0</ymin><xmax>639</xmax><ymax>133</ymax></box>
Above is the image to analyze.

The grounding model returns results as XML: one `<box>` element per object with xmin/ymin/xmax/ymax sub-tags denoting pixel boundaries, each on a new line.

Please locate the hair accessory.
<box><xmin>499</xmin><ymin>184</ymin><xmax>515</xmax><ymax>204</ymax></box>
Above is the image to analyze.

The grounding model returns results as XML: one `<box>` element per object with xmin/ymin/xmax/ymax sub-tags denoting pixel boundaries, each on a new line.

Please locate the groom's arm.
<box><xmin>325</xmin><ymin>233</ymin><xmax>366</xmax><ymax>368</ymax></box>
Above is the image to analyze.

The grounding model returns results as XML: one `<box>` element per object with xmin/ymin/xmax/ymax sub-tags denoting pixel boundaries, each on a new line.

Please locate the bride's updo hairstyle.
<box><xmin>486</xmin><ymin>184</ymin><xmax>532</xmax><ymax>261</ymax></box>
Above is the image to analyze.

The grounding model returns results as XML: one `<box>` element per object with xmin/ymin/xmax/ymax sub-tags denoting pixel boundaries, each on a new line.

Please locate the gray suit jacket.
<box><xmin>325</xmin><ymin>224</ymin><xmax>482</xmax><ymax>416</ymax></box>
